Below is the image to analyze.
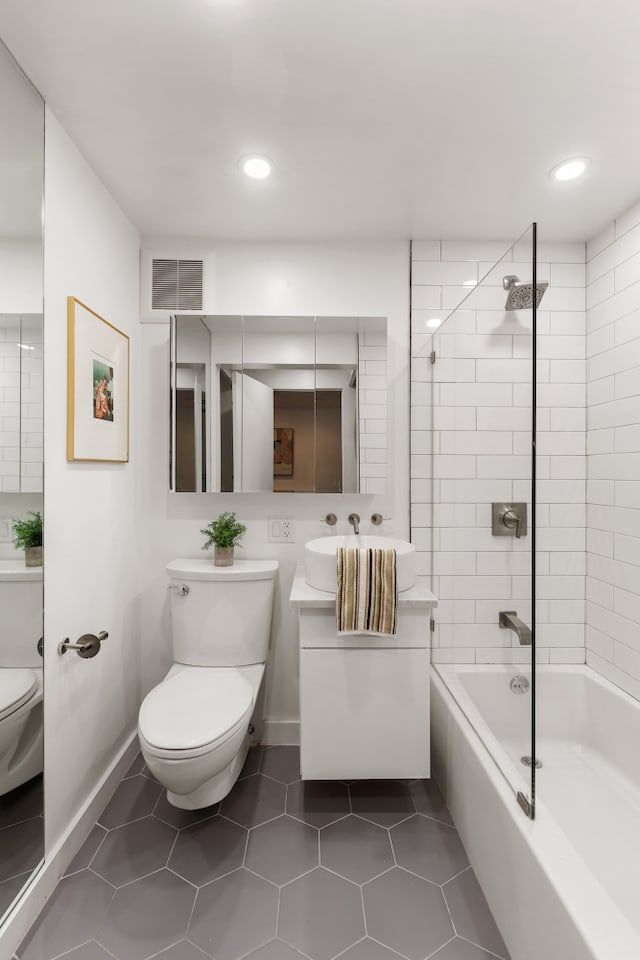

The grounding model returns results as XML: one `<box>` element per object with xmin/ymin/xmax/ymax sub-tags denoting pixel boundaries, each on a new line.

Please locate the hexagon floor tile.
<box><xmin>189</xmin><ymin>868</ymin><xmax>278</xmax><ymax>960</ymax></box>
<box><xmin>246</xmin><ymin>814</ymin><xmax>318</xmax><ymax>885</ymax></box>
<box><xmin>260</xmin><ymin>746</ymin><xmax>301</xmax><ymax>784</ymax></box>
<box><xmin>91</xmin><ymin>816</ymin><xmax>177</xmax><ymax>887</ymax></box>
<box><xmin>320</xmin><ymin>815</ymin><xmax>393</xmax><ymax>884</ymax></box>
<box><xmin>168</xmin><ymin>814</ymin><xmax>247</xmax><ymax>886</ymax></box>
<box><xmin>349</xmin><ymin>780</ymin><xmax>416</xmax><ymax>827</ymax></box>
<box><xmin>390</xmin><ymin>813</ymin><xmax>469</xmax><ymax>884</ymax></box>
<box><xmin>97</xmin><ymin>869</ymin><xmax>196</xmax><ymax>960</ymax></box>
<box><xmin>286</xmin><ymin>779</ymin><xmax>350</xmax><ymax>827</ymax></box>
<box><xmin>443</xmin><ymin>867</ymin><xmax>510</xmax><ymax>959</ymax></box>
<box><xmin>18</xmin><ymin>745</ymin><xmax>510</xmax><ymax>960</ymax></box>
<box><xmin>363</xmin><ymin>867</ymin><xmax>454</xmax><ymax>960</ymax></box>
<box><xmin>278</xmin><ymin>867</ymin><xmax>364</xmax><ymax>960</ymax></box>
<box><xmin>221</xmin><ymin>773</ymin><xmax>287</xmax><ymax>828</ymax></box>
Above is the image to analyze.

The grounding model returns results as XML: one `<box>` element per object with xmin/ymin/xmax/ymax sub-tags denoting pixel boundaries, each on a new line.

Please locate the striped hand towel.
<box><xmin>337</xmin><ymin>547</ymin><xmax>398</xmax><ymax>637</ymax></box>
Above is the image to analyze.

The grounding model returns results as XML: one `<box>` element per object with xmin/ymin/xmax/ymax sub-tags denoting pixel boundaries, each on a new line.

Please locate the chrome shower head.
<box><xmin>502</xmin><ymin>274</ymin><xmax>548</xmax><ymax>311</ymax></box>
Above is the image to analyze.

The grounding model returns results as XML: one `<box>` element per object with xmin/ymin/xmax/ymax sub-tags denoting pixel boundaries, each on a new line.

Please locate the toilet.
<box><xmin>0</xmin><ymin>561</ymin><xmax>43</xmax><ymax>797</ymax></box>
<box><xmin>138</xmin><ymin>557</ymin><xmax>278</xmax><ymax>809</ymax></box>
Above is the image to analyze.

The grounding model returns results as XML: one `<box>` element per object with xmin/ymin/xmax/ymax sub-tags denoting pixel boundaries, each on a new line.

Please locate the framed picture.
<box><xmin>67</xmin><ymin>297</ymin><xmax>130</xmax><ymax>462</ymax></box>
<box><xmin>273</xmin><ymin>427</ymin><xmax>294</xmax><ymax>477</ymax></box>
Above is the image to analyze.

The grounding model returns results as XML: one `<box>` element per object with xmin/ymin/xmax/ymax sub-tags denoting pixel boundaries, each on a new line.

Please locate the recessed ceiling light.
<box><xmin>550</xmin><ymin>157</ymin><xmax>590</xmax><ymax>182</ymax></box>
<box><xmin>427</xmin><ymin>317</ymin><xmax>442</xmax><ymax>329</ymax></box>
<box><xmin>240</xmin><ymin>155</ymin><xmax>272</xmax><ymax>179</ymax></box>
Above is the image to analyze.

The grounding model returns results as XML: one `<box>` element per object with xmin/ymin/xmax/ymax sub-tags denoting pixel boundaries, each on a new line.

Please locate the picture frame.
<box><xmin>273</xmin><ymin>427</ymin><xmax>294</xmax><ymax>477</ymax></box>
<box><xmin>67</xmin><ymin>297</ymin><xmax>130</xmax><ymax>462</ymax></box>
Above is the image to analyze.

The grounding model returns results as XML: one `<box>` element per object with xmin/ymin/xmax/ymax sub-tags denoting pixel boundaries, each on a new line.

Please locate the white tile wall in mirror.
<box><xmin>170</xmin><ymin>314</ymin><xmax>387</xmax><ymax>494</ymax></box>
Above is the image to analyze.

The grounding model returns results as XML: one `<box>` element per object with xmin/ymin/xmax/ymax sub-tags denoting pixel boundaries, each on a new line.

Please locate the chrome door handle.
<box><xmin>58</xmin><ymin>630</ymin><xmax>108</xmax><ymax>658</ymax></box>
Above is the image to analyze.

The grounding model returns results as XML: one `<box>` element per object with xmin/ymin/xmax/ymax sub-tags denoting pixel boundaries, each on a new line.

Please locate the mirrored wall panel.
<box><xmin>0</xmin><ymin>39</ymin><xmax>45</xmax><ymax>925</ymax></box>
<box><xmin>170</xmin><ymin>315</ymin><xmax>387</xmax><ymax>494</ymax></box>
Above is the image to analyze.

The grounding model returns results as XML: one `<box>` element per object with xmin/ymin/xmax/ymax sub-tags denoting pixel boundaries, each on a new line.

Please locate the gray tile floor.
<box><xmin>0</xmin><ymin>775</ymin><xmax>44</xmax><ymax>922</ymax></box>
<box><xmin>17</xmin><ymin>748</ymin><xmax>510</xmax><ymax>960</ymax></box>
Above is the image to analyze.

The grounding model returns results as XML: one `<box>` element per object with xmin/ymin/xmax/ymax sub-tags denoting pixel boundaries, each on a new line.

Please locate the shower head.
<box><xmin>502</xmin><ymin>274</ymin><xmax>549</xmax><ymax>311</ymax></box>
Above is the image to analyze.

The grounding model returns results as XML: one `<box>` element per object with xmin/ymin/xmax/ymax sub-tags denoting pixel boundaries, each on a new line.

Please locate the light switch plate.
<box><xmin>268</xmin><ymin>518</ymin><xmax>296</xmax><ymax>543</ymax></box>
<box><xmin>0</xmin><ymin>519</ymin><xmax>10</xmax><ymax>542</ymax></box>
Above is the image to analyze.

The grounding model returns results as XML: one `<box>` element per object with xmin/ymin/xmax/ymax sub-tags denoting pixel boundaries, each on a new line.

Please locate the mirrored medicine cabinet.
<box><xmin>169</xmin><ymin>315</ymin><xmax>387</xmax><ymax>495</ymax></box>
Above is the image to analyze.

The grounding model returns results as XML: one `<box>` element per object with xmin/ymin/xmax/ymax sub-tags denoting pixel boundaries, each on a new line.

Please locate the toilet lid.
<box><xmin>139</xmin><ymin>668</ymin><xmax>253</xmax><ymax>752</ymax></box>
<box><xmin>0</xmin><ymin>669</ymin><xmax>38</xmax><ymax>722</ymax></box>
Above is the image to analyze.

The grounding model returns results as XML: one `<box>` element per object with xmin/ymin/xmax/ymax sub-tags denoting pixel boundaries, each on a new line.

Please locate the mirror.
<box><xmin>0</xmin><ymin>41</ymin><xmax>45</xmax><ymax>923</ymax></box>
<box><xmin>170</xmin><ymin>315</ymin><xmax>387</xmax><ymax>494</ymax></box>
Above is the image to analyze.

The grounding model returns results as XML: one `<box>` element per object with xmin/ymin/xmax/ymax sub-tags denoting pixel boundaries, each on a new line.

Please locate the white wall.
<box><xmin>0</xmin><ymin>240</ymin><xmax>42</xmax><ymax>314</ymax></box>
<box><xmin>139</xmin><ymin>239</ymin><xmax>409</xmax><ymax>740</ymax></box>
<box><xmin>411</xmin><ymin>238</ymin><xmax>586</xmax><ymax>664</ymax></box>
<box><xmin>586</xmin><ymin>199</ymin><xmax>640</xmax><ymax>700</ymax></box>
<box><xmin>43</xmin><ymin>110</ymin><xmax>140</xmax><ymax>851</ymax></box>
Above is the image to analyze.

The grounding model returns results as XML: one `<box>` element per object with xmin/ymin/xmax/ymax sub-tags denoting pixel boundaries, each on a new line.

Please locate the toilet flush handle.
<box><xmin>168</xmin><ymin>583</ymin><xmax>189</xmax><ymax>596</ymax></box>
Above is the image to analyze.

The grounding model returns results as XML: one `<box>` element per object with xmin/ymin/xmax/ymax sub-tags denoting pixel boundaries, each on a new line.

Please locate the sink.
<box><xmin>305</xmin><ymin>535</ymin><xmax>416</xmax><ymax>593</ymax></box>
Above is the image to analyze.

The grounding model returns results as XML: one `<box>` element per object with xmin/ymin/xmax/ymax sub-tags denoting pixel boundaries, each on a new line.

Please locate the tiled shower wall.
<box><xmin>0</xmin><ymin>315</ymin><xmax>43</xmax><ymax>493</ymax></box>
<box><xmin>358</xmin><ymin>329</ymin><xmax>387</xmax><ymax>495</ymax></box>
<box><xmin>586</xmin><ymin>201</ymin><xmax>640</xmax><ymax>699</ymax></box>
<box><xmin>411</xmin><ymin>239</ymin><xmax>586</xmax><ymax>664</ymax></box>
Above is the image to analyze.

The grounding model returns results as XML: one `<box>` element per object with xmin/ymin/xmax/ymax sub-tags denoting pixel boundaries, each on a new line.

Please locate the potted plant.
<box><xmin>201</xmin><ymin>511</ymin><xmax>247</xmax><ymax>567</ymax></box>
<box><xmin>12</xmin><ymin>511</ymin><xmax>43</xmax><ymax>567</ymax></box>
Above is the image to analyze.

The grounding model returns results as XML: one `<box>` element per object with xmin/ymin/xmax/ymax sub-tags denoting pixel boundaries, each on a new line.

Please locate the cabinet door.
<box><xmin>300</xmin><ymin>648</ymin><xmax>430</xmax><ymax>780</ymax></box>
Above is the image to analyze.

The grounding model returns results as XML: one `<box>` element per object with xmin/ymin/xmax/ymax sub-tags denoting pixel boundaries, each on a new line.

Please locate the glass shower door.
<box><xmin>413</xmin><ymin>225</ymin><xmax>538</xmax><ymax>816</ymax></box>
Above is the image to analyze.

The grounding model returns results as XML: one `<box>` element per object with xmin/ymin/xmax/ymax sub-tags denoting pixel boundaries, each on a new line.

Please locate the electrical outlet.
<box><xmin>268</xmin><ymin>518</ymin><xmax>296</xmax><ymax>543</ymax></box>
<box><xmin>0</xmin><ymin>519</ymin><xmax>10</xmax><ymax>542</ymax></box>
<box><xmin>281</xmin><ymin>519</ymin><xmax>296</xmax><ymax>542</ymax></box>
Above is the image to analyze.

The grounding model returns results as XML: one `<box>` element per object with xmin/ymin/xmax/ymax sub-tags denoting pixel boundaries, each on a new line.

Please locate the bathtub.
<box><xmin>432</xmin><ymin>664</ymin><xmax>640</xmax><ymax>960</ymax></box>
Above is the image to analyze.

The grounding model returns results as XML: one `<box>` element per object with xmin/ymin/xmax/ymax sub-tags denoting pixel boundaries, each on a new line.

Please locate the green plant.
<box><xmin>201</xmin><ymin>511</ymin><xmax>247</xmax><ymax>550</ymax></box>
<box><xmin>12</xmin><ymin>511</ymin><xmax>43</xmax><ymax>550</ymax></box>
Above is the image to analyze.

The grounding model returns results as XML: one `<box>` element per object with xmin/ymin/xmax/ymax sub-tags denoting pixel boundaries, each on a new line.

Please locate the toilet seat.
<box><xmin>139</xmin><ymin>667</ymin><xmax>254</xmax><ymax>760</ymax></box>
<box><xmin>0</xmin><ymin>668</ymin><xmax>38</xmax><ymax>722</ymax></box>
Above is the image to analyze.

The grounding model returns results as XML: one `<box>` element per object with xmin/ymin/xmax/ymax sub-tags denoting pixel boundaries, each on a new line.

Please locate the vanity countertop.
<box><xmin>289</xmin><ymin>565</ymin><xmax>437</xmax><ymax>610</ymax></box>
<box><xmin>0</xmin><ymin>559</ymin><xmax>42</xmax><ymax>581</ymax></box>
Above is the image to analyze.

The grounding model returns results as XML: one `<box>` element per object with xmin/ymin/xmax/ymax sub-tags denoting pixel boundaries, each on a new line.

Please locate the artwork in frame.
<box><xmin>67</xmin><ymin>297</ymin><xmax>130</xmax><ymax>462</ymax></box>
<box><xmin>273</xmin><ymin>427</ymin><xmax>294</xmax><ymax>477</ymax></box>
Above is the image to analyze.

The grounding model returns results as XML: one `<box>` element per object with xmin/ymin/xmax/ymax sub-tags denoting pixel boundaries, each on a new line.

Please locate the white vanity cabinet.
<box><xmin>290</xmin><ymin>570</ymin><xmax>437</xmax><ymax>780</ymax></box>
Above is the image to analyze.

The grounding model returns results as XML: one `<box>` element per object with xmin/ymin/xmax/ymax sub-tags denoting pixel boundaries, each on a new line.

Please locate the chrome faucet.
<box><xmin>499</xmin><ymin>611</ymin><xmax>532</xmax><ymax>646</ymax></box>
<box><xmin>348</xmin><ymin>513</ymin><xmax>360</xmax><ymax>535</ymax></box>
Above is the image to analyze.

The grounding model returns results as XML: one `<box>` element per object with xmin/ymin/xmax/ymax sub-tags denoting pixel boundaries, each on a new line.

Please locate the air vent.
<box><xmin>152</xmin><ymin>259</ymin><xmax>203</xmax><ymax>311</ymax></box>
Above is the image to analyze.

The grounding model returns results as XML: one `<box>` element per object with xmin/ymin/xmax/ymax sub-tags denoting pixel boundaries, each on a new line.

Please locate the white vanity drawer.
<box><xmin>298</xmin><ymin>607</ymin><xmax>430</xmax><ymax>649</ymax></box>
<box><xmin>299</xmin><ymin>647</ymin><xmax>430</xmax><ymax>780</ymax></box>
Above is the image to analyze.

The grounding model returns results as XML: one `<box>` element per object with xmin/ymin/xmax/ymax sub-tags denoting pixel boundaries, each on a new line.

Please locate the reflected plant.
<box><xmin>12</xmin><ymin>511</ymin><xmax>43</xmax><ymax>549</ymax></box>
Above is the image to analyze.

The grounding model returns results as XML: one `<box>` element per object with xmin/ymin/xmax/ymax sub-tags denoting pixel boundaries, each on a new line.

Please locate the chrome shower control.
<box><xmin>492</xmin><ymin>502</ymin><xmax>527</xmax><ymax>538</ymax></box>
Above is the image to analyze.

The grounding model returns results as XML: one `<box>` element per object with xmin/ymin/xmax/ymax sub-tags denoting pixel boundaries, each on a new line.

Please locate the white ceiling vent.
<box><xmin>152</xmin><ymin>259</ymin><xmax>203</xmax><ymax>311</ymax></box>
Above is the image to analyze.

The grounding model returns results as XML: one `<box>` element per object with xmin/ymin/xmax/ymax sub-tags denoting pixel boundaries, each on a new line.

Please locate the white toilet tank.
<box><xmin>0</xmin><ymin>562</ymin><xmax>43</xmax><ymax>669</ymax></box>
<box><xmin>166</xmin><ymin>558</ymin><xmax>278</xmax><ymax>666</ymax></box>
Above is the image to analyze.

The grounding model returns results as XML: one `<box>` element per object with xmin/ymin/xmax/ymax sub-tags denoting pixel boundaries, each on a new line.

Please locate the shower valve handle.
<box><xmin>503</xmin><ymin>509</ymin><xmax>522</xmax><ymax>539</ymax></box>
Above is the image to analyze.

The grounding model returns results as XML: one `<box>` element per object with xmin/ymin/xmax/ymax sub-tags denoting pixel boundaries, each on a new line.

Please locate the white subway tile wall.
<box><xmin>0</xmin><ymin>315</ymin><xmax>43</xmax><ymax>492</ymax></box>
<box><xmin>358</xmin><ymin>330</ymin><xmax>387</xmax><ymax>494</ymax></box>
<box><xmin>586</xmin><ymin>202</ymin><xmax>640</xmax><ymax>700</ymax></box>
<box><xmin>411</xmin><ymin>239</ymin><xmax>586</xmax><ymax>665</ymax></box>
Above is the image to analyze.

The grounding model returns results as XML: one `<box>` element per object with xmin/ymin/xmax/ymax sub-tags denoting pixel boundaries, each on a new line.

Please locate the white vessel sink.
<box><xmin>305</xmin><ymin>535</ymin><xmax>416</xmax><ymax>593</ymax></box>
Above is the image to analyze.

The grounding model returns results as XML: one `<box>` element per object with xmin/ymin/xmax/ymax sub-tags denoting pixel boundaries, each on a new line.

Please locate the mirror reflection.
<box><xmin>0</xmin><ymin>40</ymin><xmax>44</xmax><ymax>922</ymax></box>
<box><xmin>170</xmin><ymin>315</ymin><xmax>387</xmax><ymax>494</ymax></box>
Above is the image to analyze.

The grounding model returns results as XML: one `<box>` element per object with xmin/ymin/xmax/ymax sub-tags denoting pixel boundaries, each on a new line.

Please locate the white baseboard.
<box><xmin>0</xmin><ymin>730</ymin><xmax>139</xmax><ymax>960</ymax></box>
<box><xmin>262</xmin><ymin>720</ymin><xmax>300</xmax><ymax>745</ymax></box>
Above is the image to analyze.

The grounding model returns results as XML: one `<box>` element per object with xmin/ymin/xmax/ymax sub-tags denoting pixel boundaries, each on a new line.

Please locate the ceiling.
<box><xmin>1</xmin><ymin>0</ymin><xmax>639</xmax><ymax>242</ymax></box>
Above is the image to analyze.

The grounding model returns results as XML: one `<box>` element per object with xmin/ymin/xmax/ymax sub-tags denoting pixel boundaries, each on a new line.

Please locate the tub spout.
<box><xmin>348</xmin><ymin>513</ymin><xmax>360</xmax><ymax>535</ymax></box>
<box><xmin>499</xmin><ymin>611</ymin><xmax>532</xmax><ymax>646</ymax></box>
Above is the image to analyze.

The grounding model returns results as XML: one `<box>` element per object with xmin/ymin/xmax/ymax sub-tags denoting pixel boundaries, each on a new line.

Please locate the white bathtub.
<box><xmin>432</xmin><ymin>664</ymin><xmax>640</xmax><ymax>960</ymax></box>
